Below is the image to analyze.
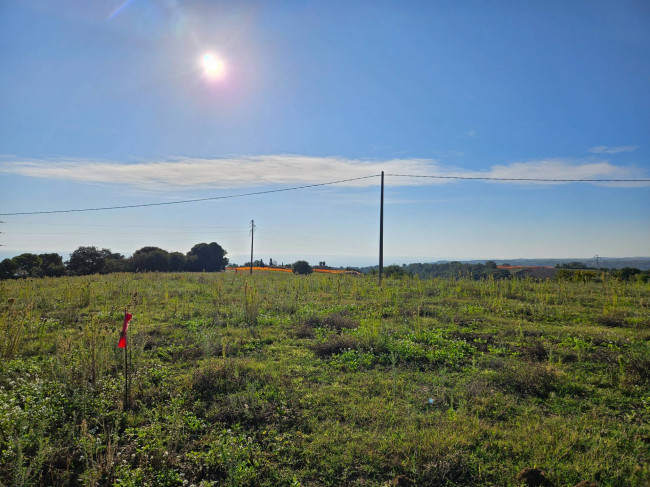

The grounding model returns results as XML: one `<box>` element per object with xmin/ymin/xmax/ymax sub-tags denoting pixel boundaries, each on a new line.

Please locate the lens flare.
<box><xmin>201</xmin><ymin>53</ymin><xmax>224</xmax><ymax>79</ymax></box>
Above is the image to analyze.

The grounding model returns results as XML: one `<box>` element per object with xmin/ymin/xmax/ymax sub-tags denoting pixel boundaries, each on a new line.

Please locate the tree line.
<box><xmin>364</xmin><ymin>261</ymin><xmax>511</xmax><ymax>280</ymax></box>
<box><xmin>363</xmin><ymin>261</ymin><xmax>648</xmax><ymax>282</ymax></box>
<box><xmin>0</xmin><ymin>242</ymin><xmax>228</xmax><ymax>279</ymax></box>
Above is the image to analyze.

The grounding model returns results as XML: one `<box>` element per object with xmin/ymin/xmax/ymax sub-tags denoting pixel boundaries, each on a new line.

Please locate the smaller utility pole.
<box><xmin>250</xmin><ymin>220</ymin><xmax>255</xmax><ymax>275</ymax></box>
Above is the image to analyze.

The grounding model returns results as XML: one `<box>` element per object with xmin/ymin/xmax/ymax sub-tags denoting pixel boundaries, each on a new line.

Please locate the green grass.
<box><xmin>1</xmin><ymin>272</ymin><xmax>649</xmax><ymax>486</ymax></box>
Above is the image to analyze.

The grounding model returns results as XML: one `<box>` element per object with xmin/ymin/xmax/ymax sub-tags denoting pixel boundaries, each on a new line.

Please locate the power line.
<box><xmin>3</xmin><ymin>222</ymin><xmax>247</xmax><ymax>229</ymax></box>
<box><xmin>386</xmin><ymin>174</ymin><xmax>650</xmax><ymax>182</ymax></box>
<box><xmin>2</xmin><ymin>172</ymin><xmax>648</xmax><ymax>217</ymax></box>
<box><xmin>2</xmin><ymin>236</ymin><xmax>252</xmax><ymax>248</ymax></box>
<box><xmin>8</xmin><ymin>231</ymin><xmax>249</xmax><ymax>236</ymax></box>
<box><xmin>0</xmin><ymin>175</ymin><xmax>380</xmax><ymax>216</ymax></box>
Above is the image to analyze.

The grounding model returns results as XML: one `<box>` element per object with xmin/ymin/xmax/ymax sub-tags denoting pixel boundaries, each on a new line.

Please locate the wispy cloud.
<box><xmin>468</xmin><ymin>159</ymin><xmax>646</xmax><ymax>186</ymax></box>
<box><xmin>0</xmin><ymin>155</ymin><xmax>647</xmax><ymax>189</ymax></box>
<box><xmin>589</xmin><ymin>145</ymin><xmax>638</xmax><ymax>154</ymax></box>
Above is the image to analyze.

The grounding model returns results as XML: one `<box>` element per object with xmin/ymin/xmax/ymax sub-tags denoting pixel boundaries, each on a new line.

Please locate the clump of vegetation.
<box><xmin>490</xmin><ymin>360</ymin><xmax>559</xmax><ymax>398</ymax></box>
<box><xmin>291</xmin><ymin>260</ymin><xmax>313</xmax><ymax>275</ymax></box>
<box><xmin>304</xmin><ymin>313</ymin><xmax>359</xmax><ymax>332</ymax></box>
<box><xmin>620</xmin><ymin>345</ymin><xmax>650</xmax><ymax>386</ymax></box>
<box><xmin>311</xmin><ymin>334</ymin><xmax>360</xmax><ymax>357</ymax></box>
<box><xmin>191</xmin><ymin>359</ymin><xmax>268</xmax><ymax>400</ymax></box>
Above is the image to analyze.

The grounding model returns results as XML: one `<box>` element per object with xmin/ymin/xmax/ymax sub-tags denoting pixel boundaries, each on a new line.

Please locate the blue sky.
<box><xmin>1</xmin><ymin>0</ymin><xmax>649</xmax><ymax>266</ymax></box>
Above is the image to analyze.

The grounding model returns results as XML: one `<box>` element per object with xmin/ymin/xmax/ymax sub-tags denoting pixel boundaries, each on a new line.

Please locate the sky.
<box><xmin>1</xmin><ymin>0</ymin><xmax>649</xmax><ymax>267</ymax></box>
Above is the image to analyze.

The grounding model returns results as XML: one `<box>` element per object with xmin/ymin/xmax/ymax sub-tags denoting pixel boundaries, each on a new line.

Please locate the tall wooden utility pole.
<box><xmin>379</xmin><ymin>171</ymin><xmax>384</xmax><ymax>285</ymax></box>
<box><xmin>250</xmin><ymin>220</ymin><xmax>255</xmax><ymax>275</ymax></box>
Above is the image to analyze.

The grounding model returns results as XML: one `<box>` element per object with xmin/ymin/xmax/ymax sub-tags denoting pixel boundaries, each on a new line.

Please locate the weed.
<box><xmin>620</xmin><ymin>345</ymin><xmax>650</xmax><ymax>386</ymax></box>
<box><xmin>311</xmin><ymin>334</ymin><xmax>359</xmax><ymax>357</ymax></box>
<box><xmin>191</xmin><ymin>360</ymin><xmax>268</xmax><ymax>401</ymax></box>
<box><xmin>491</xmin><ymin>360</ymin><xmax>559</xmax><ymax>398</ymax></box>
<box><xmin>303</xmin><ymin>313</ymin><xmax>359</xmax><ymax>332</ymax></box>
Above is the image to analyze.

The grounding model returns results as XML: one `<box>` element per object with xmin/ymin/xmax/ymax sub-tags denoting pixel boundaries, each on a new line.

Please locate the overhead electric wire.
<box><xmin>6</xmin><ymin>236</ymin><xmax>250</xmax><ymax>247</ymax></box>
<box><xmin>9</xmin><ymin>231</ymin><xmax>250</xmax><ymax>236</ymax></box>
<box><xmin>0</xmin><ymin>175</ymin><xmax>380</xmax><ymax>216</ymax></box>
<box><xmin>2</xmin><ymin>172</ymin><xmax>648</xmax><ymax>217</ymax></box>
<box><xmin>385</xmin><ymin>174</ymin><xmax>650</xmax><ymax>182</ymax></box>
<box><xmin>4</xmin><ymin>221</ymin><xmax>248</xmax><ymax>229</ymax></box>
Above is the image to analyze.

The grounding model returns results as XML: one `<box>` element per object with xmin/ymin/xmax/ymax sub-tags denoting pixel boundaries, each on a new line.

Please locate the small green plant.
<box><xmin>242</xmin><ymin>282</ymin><xmax>258</xmax><ymax>326</ymax></box>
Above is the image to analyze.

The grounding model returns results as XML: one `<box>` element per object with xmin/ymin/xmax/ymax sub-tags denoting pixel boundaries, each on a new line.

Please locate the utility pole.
<box><xmin>379</xmin><ymin>171</ymin><xmax>384</xmax><ymax>285</ymax></box>
<box><xmin>250</xmin><ymin>220</ymin><xmax>255</xmax><ymax>275</ymax></box>
<box><xmin>594</xmin><ymin>254</ymin><xmax>600</xmax><ymax>273</ymax></box>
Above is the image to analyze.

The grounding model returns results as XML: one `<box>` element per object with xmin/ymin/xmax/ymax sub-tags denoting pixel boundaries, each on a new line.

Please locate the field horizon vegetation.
<box><xmin>3</xmin><ymin>242</ymin><xmax>650</xmax><ymax>284</ymax></box>
<box><xmin>1</xmin><ymin>267</ymin><xmax>649</xmax><ymax>486</ymax></box>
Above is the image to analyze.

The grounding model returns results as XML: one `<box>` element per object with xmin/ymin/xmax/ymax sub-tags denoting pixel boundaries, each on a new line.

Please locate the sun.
<box><xmin>201</xmin><ymin>53</ymin><xmax>224</xmax><ymax>79</ymax></box>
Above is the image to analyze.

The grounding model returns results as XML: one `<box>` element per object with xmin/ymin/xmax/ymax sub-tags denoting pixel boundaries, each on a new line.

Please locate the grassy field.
<box><xmin>1</xmin><ymin>272</ymin><xmax>648</xmax><ymax>486</ymax></box>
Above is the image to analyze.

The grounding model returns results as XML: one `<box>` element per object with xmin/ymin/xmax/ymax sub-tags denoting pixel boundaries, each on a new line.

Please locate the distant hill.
<box><xmin>359</xmin><ymin>257</ymin><xmax>650</xmax><ymax>274</ymax></box>
<box><xmin>462</xmin><ymin>257</ymin><xmax>650</xmax><ymax>271</ymax></box>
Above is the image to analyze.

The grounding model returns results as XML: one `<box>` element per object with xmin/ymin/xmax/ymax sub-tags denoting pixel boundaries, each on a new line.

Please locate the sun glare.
<box><xmin>201</xmin><ymin>53</ymin><xmax>224</xmax><ymax>79</ymax></box>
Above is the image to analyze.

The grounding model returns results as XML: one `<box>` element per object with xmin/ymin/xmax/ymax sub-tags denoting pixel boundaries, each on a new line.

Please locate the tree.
<box><xmin>186</xmin><ymin>242</ymin><xmax>228</xmax><ymax>272</ymax></box>
<box><xmin>615</xmin><ymin>267</ymin><xmax>641</xmax><ymax>281</ymax></box>
<box><xmin>39</xmin><ymin>253</ymin><xmax>65</xmax><ymax>277</ymax></box>
<box><xmin>0</xmin><ymin>258</ymin><xmax>18</xmax><ymax>280</ymax></box>
<box><xmin>67</xmin><ymin>246</ymin><xmax>107</xmax><ymax>275</ymax></box>
<box><xmin>485</xmin><ymin>261</ymin><xmax>497</xmax><ymax>269</ymax></box>
<box><xmin>292</xmin><ymin>260</ymin><xmax>313</xmax><ymax>275</ymax></box>
<box><xmin>133</xmin><ymin>246</ymin><xmax>165</xmax><ymax>255</ymax></box>
<box><xmin>169</xmin><ymin>252</ymin><xmax>186</xmax><ymax>272</ymax></box>
<box><xmin>129</xmin><ymin>247</ymin><xmax>171</xmax><ymax>272</ymax></box>
<box><xmin>384</xmin><ymin>264</ymin><xmax>407</xmax><ymax>278</ymax></box>
<box><xmin>490</xmin><ymin>268</ymin><xmax>511</xmax><ymax>280</ymax></box>
<box><xmin>560</xmin><ymin>261</ymin><xmax>588</xmax><ymax>269</ymax></box>
<box><xmin>13</xmin><ymin>253</ymin><xmax>43</xmax><ymax>278</ymax></box>
<box><xmin>101</xmin><ymin>251</ymin><xmax>126</xmax><ymax>273</ymax></box>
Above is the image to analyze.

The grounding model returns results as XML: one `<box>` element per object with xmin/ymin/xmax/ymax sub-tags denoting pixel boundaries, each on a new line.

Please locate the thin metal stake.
<box><xmin>124</xmin><ymin>341</ymin><xmax>128</xmax><ymax>410</ymax></box>
<box><xmin>250</xmin><ymin>219</ymin><xmax>255</xmax><ymax>275</ymax></box>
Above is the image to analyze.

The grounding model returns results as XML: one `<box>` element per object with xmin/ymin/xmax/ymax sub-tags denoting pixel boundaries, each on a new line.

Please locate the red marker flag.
<box><xmin>118</xmin><ymin>312</ymin><xmax>132</xmax><ymax>348</ymax></box>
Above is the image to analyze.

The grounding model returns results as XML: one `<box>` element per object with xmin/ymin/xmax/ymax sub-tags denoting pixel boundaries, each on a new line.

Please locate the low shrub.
<box><xmin>518</xmin><ymin>339</ymin><xmax>549</xmax><ymax>362</ymax></box>
<box><xmin>311</xmin><ymin>334</ymin><xmax>359</xmax><ymax>357</ymax></box>
<box><xmin>304</xmin><ymin>313</ymin><xmax>359</xmax><ymax>332</ymax></box>
<box><xmin>491</xmin><ymin>361</ymin><xmax>559</xmax><ymax>398</ymax></box>
<box><xmin>294</xmin><ymin>323</ymin><xmax>315</xmax><ymax>339</ymax></box>
<box><xmin>595</xmin><ymin>313</ymin><xmax>628</xmax><ymax>327</ymax></box>
<box><xmin>621</xmin><ymin>346</ymin><xmax>650</xmax><ymax>386</ymax></box>
<box><xmin>191</xmin><ymin>360</ymin><xmax>267</xmax><ymax>401</ymax></box>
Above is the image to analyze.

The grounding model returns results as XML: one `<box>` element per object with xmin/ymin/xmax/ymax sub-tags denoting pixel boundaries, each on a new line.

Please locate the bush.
<box><xmin>621</xmin><ymin>346</ymin><xmax>650</xmax><ymax>386</ymax></box>
<box><xmin>304</xmin><ymin>313</ymin><xmax>359</xmax><ymax>332</ymax></box>
<box><xmin>311</xmin><ymin>334</ymin><xmax>359</xmax><ymax>357</ymax></box>
<box><xmin>491</xmin><ymin>361</ymin><xmax>559</xmax><ymax>398</ymax></box>
<box><xmin>292</xmin><ymin>260</ymin><xmax>313</xmax><ymax>275</ymax></box>
<box><xmin>384</xmin><ymin>265</ymin><xmax>407</xmax><ymax>278</ymax></box>
<box><xmin>191</xmin><ymin>360</ymin><xmax>267</xmax><ymax>401</ymax></box>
